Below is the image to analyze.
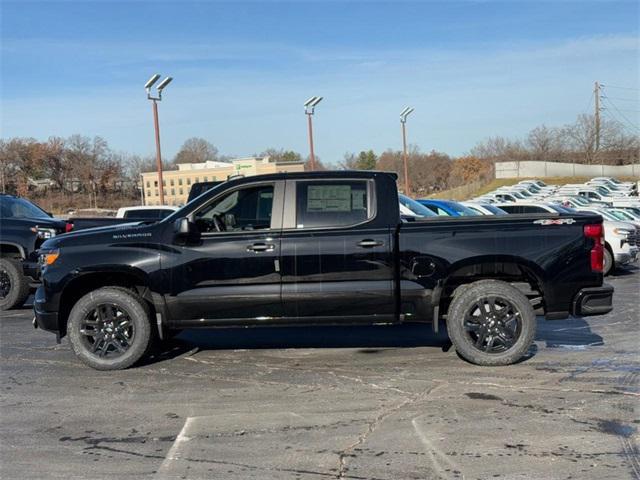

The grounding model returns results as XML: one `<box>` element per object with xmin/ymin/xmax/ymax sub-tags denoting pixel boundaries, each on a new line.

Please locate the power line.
<box><xmin>601</xmin><ymin>96</ymin><xmax>640</xmax><ymax>133</ymax></box>
<box><xmin>601</xmin><ymin>84</ymin><xmax>639</xmax><ymax>91</ymax></box>
<box><xmin>603</xmin><ymin>96</ymin><xmax>639</xmax><ymax>102</ymax></box>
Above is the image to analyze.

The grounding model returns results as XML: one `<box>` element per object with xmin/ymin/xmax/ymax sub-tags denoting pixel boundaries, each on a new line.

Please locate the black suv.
<box><xmin>0</xmin><ymin>194</ymin><xmax>70</xmax><ymax>310</ymax></box>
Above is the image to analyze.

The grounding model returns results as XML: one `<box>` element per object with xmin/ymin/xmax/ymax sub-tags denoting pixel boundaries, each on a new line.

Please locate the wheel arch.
<box><xmin>439</xmin><ymin>255</ymin><xmax>545</xmax><ymax>315</ymax></box>
<box><xmin>0</xmin><ymin>242</ymin><xmax>26</xmax><ymax>260</ymax></box>
<box><xmin>57</xmin><ymin>268</ymin><xmax>157</xmax><ymax>336</ymax></box>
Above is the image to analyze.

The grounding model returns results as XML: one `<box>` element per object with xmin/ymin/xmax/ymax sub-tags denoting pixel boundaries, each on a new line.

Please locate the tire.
<box><xmin>446</xmin><ymin>280</ymin><xmax>536</xmax><ymax>366</ymax></box>
<box><xmin>603</xmin><ymin>247</ymin><xmax>614</xmax><ymax>277</ymax></box>
<box><xmin>0</xmin><ymin>258</ymin><xmax>30</xmax><ymax>311</ymax></box>
<box><xmin>67</xmin><ymin>287</ymin><xmax>152</xmax><ymax>370</ymax></box>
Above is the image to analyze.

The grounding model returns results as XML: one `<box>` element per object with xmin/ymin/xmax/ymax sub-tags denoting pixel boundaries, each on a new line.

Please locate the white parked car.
<box><xmin>460</xmin><ymin>202</ymin><xmax>508</xmax><ymax>215</ymax></box>
<box><xmin>115</xmin><ymin>205</ymin><xmax>179</xmax><ymax>220</ymax></box>
<box><xmin>493</xmin><ymin>203</ymin><xmax>572</xmax><ymax>215</ymax></box>
<box><xmin>575</xmin><ymin>207</ymin><xmax>639</xmax><ymax>275</ymax></box>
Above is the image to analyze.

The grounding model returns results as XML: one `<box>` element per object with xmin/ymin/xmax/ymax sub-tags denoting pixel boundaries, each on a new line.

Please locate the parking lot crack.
<box><xmin>336</xmin><ymin>383</ymin><xmax>447</xmax><ymax>479</ymax></box>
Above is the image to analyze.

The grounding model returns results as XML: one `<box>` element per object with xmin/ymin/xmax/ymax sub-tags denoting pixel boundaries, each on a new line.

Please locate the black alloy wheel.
<box><xmin>79</xmin><ymin>303</ymin><xmax>136</xmax><ymax>359</ymax></box>
<box><xmin>463</xmin><ymin>296</ymin><xmax>522</xmax><ymax>354</ymax></box>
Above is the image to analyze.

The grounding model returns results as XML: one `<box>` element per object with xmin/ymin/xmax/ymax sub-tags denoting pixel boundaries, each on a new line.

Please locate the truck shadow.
<box><xmin>143</xmin><ymin>323</ymin><xmax>453</xmax><ymax>366</ymax></box>
<box><xmin>143</xmin><ymin>317</ymin><xmax>604</xmax><ymax>367</ymax></box>
<box><xmin>535</xmin><ymin>316</ymin><xmax>604</xmax><ymax>349</ymax></box>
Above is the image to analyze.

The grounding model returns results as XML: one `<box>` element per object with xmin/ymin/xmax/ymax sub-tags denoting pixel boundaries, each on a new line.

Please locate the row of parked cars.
<box><xmin>402</xmin><ymin>177</ymin><xmax>638</xmax><ymax>276</ymax></box>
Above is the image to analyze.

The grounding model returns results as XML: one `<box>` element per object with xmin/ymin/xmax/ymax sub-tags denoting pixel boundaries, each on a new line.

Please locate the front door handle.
<box><xmin>247</xmin><ymin>243</ymin><xmax>275</xmax><ymax>252</ymax></box>
<box><xmin>357</xmin><ymin>239</ymin><xmax>384</xmax><ymax>248</ymax></box>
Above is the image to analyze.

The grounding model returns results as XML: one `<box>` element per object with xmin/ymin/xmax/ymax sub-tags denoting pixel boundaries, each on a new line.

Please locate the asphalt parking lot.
<box><xmin>1</xmin><ymin>269</ymin><xmax>639</xmax><ymax>480</ymax></box>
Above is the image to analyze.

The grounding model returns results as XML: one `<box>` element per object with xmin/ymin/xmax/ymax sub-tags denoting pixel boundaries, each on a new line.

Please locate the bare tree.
<box><xmin>174</xmin><ymin>138</ymin><xmax>220</xmax><ymax>164</ymax></box>
<box><xmin>527</xmin><ymin>125</ymin><xmax>564</xmax><ymax>162</ymax></box>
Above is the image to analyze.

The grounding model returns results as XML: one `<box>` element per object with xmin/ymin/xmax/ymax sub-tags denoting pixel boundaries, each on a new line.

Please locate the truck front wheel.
<box><xmin>446</xmin><ymin>280</ymin><xmax>536</xmax><ymax>366</ymax></box>
<box><xmin>67</xmin><ymin>287</ymin><xmax>152</xmax><ymax>370</ymax></box>
<box><xmin>0</xmin><ymin>258</ymin><xmax>30</xmax><ymax>311</ymax></box>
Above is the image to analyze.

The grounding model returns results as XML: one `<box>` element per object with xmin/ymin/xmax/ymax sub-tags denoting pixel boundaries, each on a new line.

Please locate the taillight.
<box><xmin>584</xmin><ymin>223</ymin><xmax>604</xmax><ymax>272</ymax></box>
<box><xmin>65</xmin><ymin>222</ymin><xmax>73</xmax><ymax>233</ymax></box>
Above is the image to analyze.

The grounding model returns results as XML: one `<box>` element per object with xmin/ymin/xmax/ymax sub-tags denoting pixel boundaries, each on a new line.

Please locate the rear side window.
<box><xmin>296</xmin><ymin>181</ymin><xmax>370</xmax><ymax>228</ymax></box>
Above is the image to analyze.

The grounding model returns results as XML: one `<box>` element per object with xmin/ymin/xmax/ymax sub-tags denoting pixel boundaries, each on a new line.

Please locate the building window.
<box><xmin>187</xmin><ymin>178</ymin><xmax>191</xmax><ymax>185</ymax></box>
<box><xmin>178</xmin><ymin>178</ymin><xmax>183</xmax><ymax>186</ymax></box>
<box><xmin>171</xmin><ymin>188</ymin><xmax>175</xmax><ymax>195</ymax></box>
<box><xmin>155</xmin><ymin>189</ymin><xmax>158</xmax><ymax>196</ymax></box>
<box><xmin>154</xmin><ymin>180</ymin><xmax>158</xmax><ymax>187</ymax></box>
<box><xmin>179</xmin><ymin>188</ymin><xmax>183</xmax><ymax>195</ymax></box>
<box><xmin>147</xmin><ymin>190</ymin><xmax>151</xmax><ymax>197</ymax></box>
<box><xmin>204</xmin><ymin>176</ymin><xmax>208</xmax><ymax>182</ymax></box>
<box><xmin>163</xmin><ymin>189</ymin><xmax>167</xmax><ymax>196</ymax></box>
<box><xmin>170</xmin><ymin>179</ymin><xmax>174</xmax><ymax>186</ymax></box>
<box><xmin>146</xmin><ymin>181</ymin><xmax>150</xmax><ymax>188</ymax></box>
<box><xmin>162</xmin><ymin>180</ymin><xmax>166</xmax><ymax>187</ymax></box>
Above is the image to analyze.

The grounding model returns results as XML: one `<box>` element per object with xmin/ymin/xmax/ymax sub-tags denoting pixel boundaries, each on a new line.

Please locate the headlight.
<box><xmin>39</xmin><ymin>249</ymin><xmax>60</xmax><ymax>266</ymax></box>
<box><xmin>30</xmin><ymin>226</ymin><xmax>56</xmax><ymax>239</ymax></box>
<box><xmin>612</xmin><ymin>228</ymin><xmax>632</xmax><ymax>236</ymax></box>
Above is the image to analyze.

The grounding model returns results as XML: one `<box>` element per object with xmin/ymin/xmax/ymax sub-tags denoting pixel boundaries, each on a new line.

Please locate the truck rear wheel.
<box><xmin>67</xmin><ymin>287</ymin><xmax>152</xmax><ymax>370</ymax></box>
<box><xmin>446</xmin><ymin>280</ymin><xmax>536</xmax><ymax>366</ymax></box>
<box><xmin>0</xmin><ymin>258</ymin><xmax>30</xmax><ymax>311</ymax></box>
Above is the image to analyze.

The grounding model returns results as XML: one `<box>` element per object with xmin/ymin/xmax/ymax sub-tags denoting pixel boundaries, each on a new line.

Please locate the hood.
<box><xmin>41</xmin><ymin>221</ymin><xmax>157</xmax><ymax>250</ymax></box>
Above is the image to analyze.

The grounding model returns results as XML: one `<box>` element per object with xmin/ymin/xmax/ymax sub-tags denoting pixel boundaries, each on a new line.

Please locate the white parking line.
<box><xmin>155</xmin><ymin>416</ymin><xmax>195</xmax><ymax>479</ymax></box>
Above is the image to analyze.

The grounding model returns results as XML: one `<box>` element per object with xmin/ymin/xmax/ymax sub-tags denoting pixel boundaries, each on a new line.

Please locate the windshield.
<box><xmin>585</xmin><ymin>209</ymin><xmax>618</xmax><ymax>221</ymax></box>
<box><xmin>610</xmin><ymin>210</ymin><xmax>635</xmax><ymax>221</ymax></box>
<box><xmin>477</xmin><ymin>204</ymin><xmax>507</xmax><ymax>215</ymax></box>
<box><xmin>0</xmin><ymin>196</ymin><xmax>51</xmax><ymax>219</ymax></box>
<box><xmin>398</xmin><ymin>194</ymin><xmax>437</xmax><ymax>217</ymax></box>
<box><xmin>162</xmin><ymin>181</ymin><xmax>229</xmax><ymax>224</ymax></box>
<box><xmin>444</xmin><ymin>201</ymin><xmax>480</xmax><ymax>216</ymax></box>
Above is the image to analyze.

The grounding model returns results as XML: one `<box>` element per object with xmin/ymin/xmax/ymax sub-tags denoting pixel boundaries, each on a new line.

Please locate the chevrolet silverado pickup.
<box><xmin>33</xmin><ymin>171</ymin><xmax>613</xmax><ymax>370</ymax></box>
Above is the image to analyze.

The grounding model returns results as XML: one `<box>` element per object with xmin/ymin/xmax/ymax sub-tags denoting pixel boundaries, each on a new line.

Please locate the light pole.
<box><xmin>145</xmin><ymin>73</ymin><xmax>172</xmax><ymax>205</ymax></box>
<box><xmin>304</xmin><ymin>96</ymin><xmax>323</xmax><ymax>171</ymax></box>
<box><xmin>400</xmin><ymin>107</ymin><xmax>414</xmax><ymax>196</ymax></box>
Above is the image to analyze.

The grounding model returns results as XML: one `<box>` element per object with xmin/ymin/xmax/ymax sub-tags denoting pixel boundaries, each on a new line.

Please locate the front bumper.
<box><xmin>33</xmin><ymin>286</ymin><xmax>59</xmax><ymax>334</ymax></box>
<box><xmin>572</xmin><ymin>284</ymin><xmax>614</xmax><ymax>317</ymax></box>
<box><xmin>614</xmin><ymin>247</ymin><xmax>638</xmax><ymax>266</ymax></box>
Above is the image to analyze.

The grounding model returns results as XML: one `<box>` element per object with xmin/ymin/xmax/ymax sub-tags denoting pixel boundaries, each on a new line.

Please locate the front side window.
<box><xmin>296</xmin><ymin>181</ymin><xmax>370</xmax><ymax>228</ymax></box>
<box><xmin>194</xmin><ymin>184</ymin><xmax>274</xmax><ymax>233</ymax></box>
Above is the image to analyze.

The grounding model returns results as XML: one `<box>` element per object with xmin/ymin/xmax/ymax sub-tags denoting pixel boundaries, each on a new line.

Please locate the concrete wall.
<box><xmin>495</xmin><ymin>161</ymin><xmax>640</xmax><ymax>179</ymax></box>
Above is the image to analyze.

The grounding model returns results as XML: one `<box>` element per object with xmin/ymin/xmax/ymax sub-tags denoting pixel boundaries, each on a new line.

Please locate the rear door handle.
<box><xmin>247</xmin><ymin>243</ymin><xmax>275</xmax><ymax>252</ymax></box>
<box><xmin>357</xmin><ymin>239</ymin><xmax>384</xmax><ymax>248</ymax></box>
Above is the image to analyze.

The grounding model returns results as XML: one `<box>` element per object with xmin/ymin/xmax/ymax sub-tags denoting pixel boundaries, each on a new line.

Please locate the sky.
<box><xmin>1</xmin><ymin>0</ymin><xmax>639</xmax><ymax>164</ymax></box>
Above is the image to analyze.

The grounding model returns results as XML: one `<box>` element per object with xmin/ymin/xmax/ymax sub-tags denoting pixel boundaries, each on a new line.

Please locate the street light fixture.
<box><xmin>400</xmin><ymin>107</ymin><xmax>414</xmax><ymax>196</ymax></box>
<box><xmin>145</xmin><ymin>74</ymin><xmax>172</xmax><ymax>205</ymax></box>
<box><xmin>304</xmin><ymin>96</ymin><xmax>323</xmax><ymax>171</ymax></box>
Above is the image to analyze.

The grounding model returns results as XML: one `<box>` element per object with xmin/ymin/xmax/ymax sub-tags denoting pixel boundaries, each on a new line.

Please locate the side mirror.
<box><xmin>174</xmin><ymin>217</ymin><xmax>191</xmax><ymax>235</ymax></box>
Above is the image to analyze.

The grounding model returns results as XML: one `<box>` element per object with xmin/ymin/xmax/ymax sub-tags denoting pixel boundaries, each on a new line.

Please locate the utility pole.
<box><xmin>303</xmin><ymin>96</ymin><xmax>323</xmax><ymax>171</ymax></box>
<box><xmin>400</xmin><ymin>107</ymin><xmax>414</xmax><ymax>196</ymax></box>
<box><xmin>594</xmin><ymin>81</ymin><xmax>601</xmax><ymax>152</ymax></box>
<box><xmin>144</xmin><ymin>74</ymin><xmax>173</xmax><ymax>205</ymax></box>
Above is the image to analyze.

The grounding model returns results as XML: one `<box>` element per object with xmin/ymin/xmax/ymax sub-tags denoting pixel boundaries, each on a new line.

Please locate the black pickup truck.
<box><xmin>0</xmin><ymin>194</ymin><xmax>72</xmax><ymax>310</ymax></box>
<box><xmin>33</xmin><ymin>171</ymin><xmax>613</xmax><ymax>370</ymax></box>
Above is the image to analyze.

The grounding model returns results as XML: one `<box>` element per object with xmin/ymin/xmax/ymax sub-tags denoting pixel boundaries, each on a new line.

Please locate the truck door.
<box><xmin>279</xmin><ymin>178</ymin><xmax>395</xmax><ymax>323</ymax></box>
<box><xmin>165</xmin><ymin>181</ymin><xmax>284</xmax><ymax>324</ymax></box>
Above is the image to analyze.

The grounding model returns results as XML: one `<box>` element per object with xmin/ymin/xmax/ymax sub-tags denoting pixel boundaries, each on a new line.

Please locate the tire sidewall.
<box><xmin>68</xmin><ymin>288</ymin><xmax>151</xmax><ymax>370</ymax></box>
<box><xmin>0</xmin><ymin>258</ymin><xmax>28</xmax><ymax>311</ymax></box>
<box><xmin>446</xmin><ymin>280</ymin><xmax>536</xmax><ymax>366</ymax></box>
<box><xmin>603</xmin><ymin>248</ymin><xmax>613</xmax><ymax>276</ymax></box>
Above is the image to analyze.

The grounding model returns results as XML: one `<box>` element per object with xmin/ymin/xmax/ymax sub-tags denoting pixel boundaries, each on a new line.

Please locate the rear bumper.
<box><xmin>33</xmin><ymin>286</ymin><xmax>59</xmax><ymax>334</ymax></box>
<box><xmin>572</xmin><ymin>284</ymin><xmax>614</xmax><ymax>317</ymax></box>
